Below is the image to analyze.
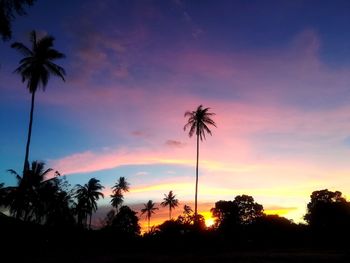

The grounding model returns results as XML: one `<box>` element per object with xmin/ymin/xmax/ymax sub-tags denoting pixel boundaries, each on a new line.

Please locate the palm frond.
<box><xmin>11</xmin><ymin>42</ymin><xmax>33</xmax><ymax>56</ymax></box>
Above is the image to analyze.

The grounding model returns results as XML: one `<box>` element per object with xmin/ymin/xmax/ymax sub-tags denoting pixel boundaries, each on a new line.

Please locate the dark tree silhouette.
<box><xmin>5</xmin><ymin>161</ymin><xmax>53</xmax><ymax>221</ymax></box>
<box><xmin>2</xmin><ymin>161</ymin><xmax>73</xmax><ymax>225</ymax></box>
<box><xmin>103</xmin><ymin>209</ymin><xmax>116</xmax><ymax>227</ymax></box>
<box><xmin>304</xmin><ymin>189</ymin><xmax>350</xmax><ymax>229</ymax></box>
<box><xmin>184</xmin><ymin>105</ymin><xmax>216</xmax><ymax>220</ymax></box>
<box><xmin>11</xmin><ymin>30</ymin><xmax>65</xmax><ymax>173</ymax></box>
<box><xmin>74</xmin><ymin>178</ymin><xmax>104</xmax><ymax>229</ymax></box>
<box><xmin>38</xmin><ymin>176</ymin><xmax>75</xmax><ymax>227</ymax></box>
<box><xmin>110</xmin><ymin>177</ymin><xmax>129</xmax><ymax>213</ymax></box>
<box><xmin>0</xmin><ymin>0</ymin><xmax>35</xmax><ymax>41</ymax></box>
<box><xmin>233</xmin><ymin>195</ymin><xmax>263</xmax><ymax>224</ymax></box>
<box><xmin>211</xmin><ymin>200</ymin><xmax>240</xmax><ymax>230</ymax></box>
<box><xmin>141</xmin><ymin>200</ymin><xmax>158</xmax><ymax>232</ymax></box>
<box><xmin>110</xmin><ymin>191</ymin><xmax>123</xmax><ymax>212</ymax></box>
<box><xmin>177</xmin><ymin>205</ymin><xmax>195</xmax><ymax>225</ymax></box>
<box><xmin>0</xmin><ymin>182</ymin><xmax>6</xmax><ymax>207</ymax></box>
<box><xmin>111</xmin><ymin>205</ymin><xmax>140</xmax><ymax>236</ymax></box>
<box><xmin>211</xmin><ymin>195</ymin><xmax>263</xmax><ymax>230</ymax></box>
<box><xmin>112</xmin><ymin>176</ymin><xmax>130</xmax><ymax>192</ymax></box>
<box><xmin>161</xmin><ymin>190</ymin><xmax>179</xmax><ymax>220</ymax></box>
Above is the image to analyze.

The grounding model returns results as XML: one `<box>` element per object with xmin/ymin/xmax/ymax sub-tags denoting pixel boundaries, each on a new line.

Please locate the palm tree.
<box><xmin>178</xmin><ymin>204</ymin><xmax>194</xmax><ymax>224</ymax></box>
<box><xmin>110</xmin><ymin>177</ymin><xmax>129</xmax><ymax>212</ymax></box>
<box><xmin>141</xmin><ymin>200</ymin><xmax>158</xmax><ymax>232</ymax></box>
<box><xmin>74</xmin><ymin>178</ymin><xmax>104</xmax><ymax>229</ymax></box>
<box><xmin>5</xmin><ymin>161</ymin><xmax>54</xmax><ymax>221</ymax></box>
<box><xmin>112</xmin><ymin>177</ymin><xmax>130</xmax><ymax>193</ymax></box>
<box><xmin>110</xmin><ymin>190</ymin><xmax>123</xmax><ymax>212</ymax></box>
<box><xmin>161</xmin><ymin>191</ymin><xmax>179</xmax><ymax>220</ymax></box>
<box><xmin>184</xmin><ymin>104</ymin><xmax>216</xmax><ymax>221</ymax></box>
<box><xmin>11</xmin><ymin>30</ymin><xmax>65</xmax><ymax>173</ymax></box>
<box><xmin>183</xmin><ymin>205</ymin><xmax>193</xmax><ymax>216</ymax></box>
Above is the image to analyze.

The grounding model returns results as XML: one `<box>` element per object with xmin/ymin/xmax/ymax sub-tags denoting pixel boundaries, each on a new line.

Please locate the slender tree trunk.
<box><xmin>169</xmin><ymin>207</ymin><xmax>171</xmax><ymax>220</ymax></box>
<box><xmin>148</xmin><ymin>216</ymin><xmax>150</xmax><ymax>232</ymax></box>
<box><xmin>23</xmin><ymin>91</ymin><xmax>36</xmax><ymax>173</ymax></box>
<box><xmin>89</xmin><ymin>213</ymin><xmax>92</xmax><ymax>229</ymax></box>
<box><xmin>195</xmin><ymin>129</ymin><xmax>199</xmax><ymax>223</ymax></box>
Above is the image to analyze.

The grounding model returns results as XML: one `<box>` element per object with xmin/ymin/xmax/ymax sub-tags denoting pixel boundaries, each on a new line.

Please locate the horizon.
<box><xmin>2</xmin><ymin>0</ymin><xmax>350</xmax><ymax>229</ymax></box>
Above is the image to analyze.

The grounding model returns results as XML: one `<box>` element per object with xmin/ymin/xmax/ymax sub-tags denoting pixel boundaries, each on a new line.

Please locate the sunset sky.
<box><xmin>1</xmin><ymin>0</ymin><xmax>350</xmax><ymax>229</ymax></box>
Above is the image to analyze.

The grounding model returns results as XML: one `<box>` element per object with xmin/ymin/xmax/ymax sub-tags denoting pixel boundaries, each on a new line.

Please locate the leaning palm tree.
<box><xmin>184</xmin><ymin>105</ymin><xmax>216</xmax><ymax>221</ymax></box>
<box><xmin>110</xmin><ymin>177</ymin><xmax>129</xmax><ymax>212</ymax></box>
<box><xmin>12</xmin><ymin>30</ymin><xmax>65</xmax><ymax>172</ymax></box>
<box><xmin>161</xmin><ymin>191</ymin><xmax>179</xmax><ymax>220</ymax></box>
<box><xmin>74</xmin><ymin>178</ymin><xmax>104</xmax><ymax>229</ymax></box>
<box><xmin>141</xmin><ymin>200</ymin><xmax>158</xmax><ymax>232</ymax></box>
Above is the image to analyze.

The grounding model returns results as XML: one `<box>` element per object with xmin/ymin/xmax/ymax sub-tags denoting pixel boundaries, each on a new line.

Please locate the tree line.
<box><xmin>2</xmin><ymin>165</ymin><xmax>350</xmax><ymax>241</ymax></box>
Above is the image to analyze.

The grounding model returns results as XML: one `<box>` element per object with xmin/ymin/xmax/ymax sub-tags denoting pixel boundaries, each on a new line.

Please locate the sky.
<box><xmin>1</xmin><ymin>0</ymin><xmax>350</xmax><ymax>229</ymax></box>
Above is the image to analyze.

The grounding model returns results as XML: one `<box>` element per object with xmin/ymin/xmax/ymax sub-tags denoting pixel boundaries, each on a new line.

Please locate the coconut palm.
<box><xmin>5</xmin><ymin>161</ymin><xmax>54</xmax><ymax>221</ymax></box>
<box><xmin>110</xmin><ymin>190</ymin><xmax>124</xmax><ymax>212</ymax></box>
<box><xmin>112</xmin><ymin>177</ymin><xmax>130</xmax><ymax>193</ymax></box>
<box><xmin>161</xmin><ymin>191</ymin><xmax>179</xmax><ymax>220</ymax></box>
<box><xmin>184</xmin><ymin>104</ymin><xmax>216</xmax><ymax>221</ymax></box>
<box><xmin>183</xmin><ymin>204</ymin><xmax>193</xmax><ymax>215</ymax></box>
<box><xmin>11</xmin><ymin>30</ymin><xmax>65</xmax><ymax>172</ymax></box>
<box><xmin>141</xmin><ymin>200</ymin><xmax>158</xmax><ymax>232</ymax></box>
<box><xmin>74</xmin><ymin>178</ymin><xmax>104</xmax><ymax>229</ymax></box>
<box><xmin>110</xmin><ymin>177</ymin><xmax>129</xmax><ymax>212</ymax></box>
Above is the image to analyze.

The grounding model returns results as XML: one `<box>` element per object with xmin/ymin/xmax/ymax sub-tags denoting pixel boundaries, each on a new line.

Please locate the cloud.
<box><xmin>136</xmin><ymin>171</ymin><xmax>149</xmax><ymax>176</ymax></box>
<box><xmin>165</xmin><ymin>139</ymin><xmax>186</xmax><ymax>148</ymax></box>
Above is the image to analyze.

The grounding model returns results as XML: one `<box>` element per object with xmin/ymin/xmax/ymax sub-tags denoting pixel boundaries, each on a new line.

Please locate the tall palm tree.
<box><xmin>110</xmin><ymin>177</ymin><xmax>129</xmax><ymax>212</ymax></box>
<box><xmin>141</xmin><ymin>200</ymin><xmax>158</xmax><ymax>232</ymax></box>
<box><xmin>161</xmin><ymin>191</ymin><xmax>179</xmax><ymax>220</ymax></box>
<box><xmin>184</xmin><ymin>105</ymin><xmax>216</xmax><ymax>221</ymax></box>
<box><xmin>11</xmin><ymin>30</ymin><xmax>65</xmax><ymax>172</ymax></box>
<box><xmin>74</xmin><ymin>178</ymin><xmax>104</xmax><ymax>229</ymax></box>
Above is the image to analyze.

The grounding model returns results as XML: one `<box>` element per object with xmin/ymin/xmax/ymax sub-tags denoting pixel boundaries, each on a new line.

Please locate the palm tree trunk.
<box><xmin>89</xmin><ymin>213</ymin><xmax>92</xmax><ymax>229</ymax></box>
<box><xmin>148</xmin><ymin>216</ymin><xmax>150</xmax><ymax>232</ymax></box>
<box><xmin>23</xmin><ymin>91</ymin><xmax>36</xmax><ymax>173</ymax></box>
<box><xmin>169</xmin><ymin>207</ymin><xmax>171</xmax><ymax>220</ymax></box>
<box><xmin>195</xmin><ymin>130</ymin><xmax>199</xmax><ymax>222</ymax></box>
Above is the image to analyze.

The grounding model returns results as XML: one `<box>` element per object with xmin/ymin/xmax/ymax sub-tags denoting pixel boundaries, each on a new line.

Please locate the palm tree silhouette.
<box><xmin>141</xmin><ymin>200</ymin><xmax>158</xmax><ymax>232</ymax></box>
<box><xmin>183</xmin><ymin>204</ymin><xmax>193</xmax><ymax>216</ymax></box>
<box><xmin>184</xmin><ymin>105</ymin><xmax>216</xmax><ymax>221</ymax></box>
<box><xmin>110</xmin><ymin>191</ymin><xmax>123</xmax><ymax>213</ymax></box>
<box><xmin>74</xmin><ymin>178</ymin><xmax>104</xmax><ymax>229</ymax></box>
<box><xmin>110</xmin><ymin>177</ymin><xmax>129</xmax><ymax>213</ymax></box>
<box><xmin>112</xmin><ymin>177</ymin><xmax>130</xmax><ymax>192</ymax></box>
<box><xmin>11</xmin><ymin>30</ymin><xmax>65</xmax><ymax>173</ymax></box>
<box><xmin>5</xmin><ymin>161</ymin><xmax>54</xmax><ymax>221</ymax></box>
<box><xmin>161</xmin><ymin>191</ymin><xmax>179</xmax><ymax>220</ymax></box>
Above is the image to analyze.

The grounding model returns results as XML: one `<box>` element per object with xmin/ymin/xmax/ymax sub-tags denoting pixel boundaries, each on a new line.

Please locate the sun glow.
<box><xmin>200</xmin><ymin>211</ymin><xmax>215</xmax><ymax>227</ymax></box>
